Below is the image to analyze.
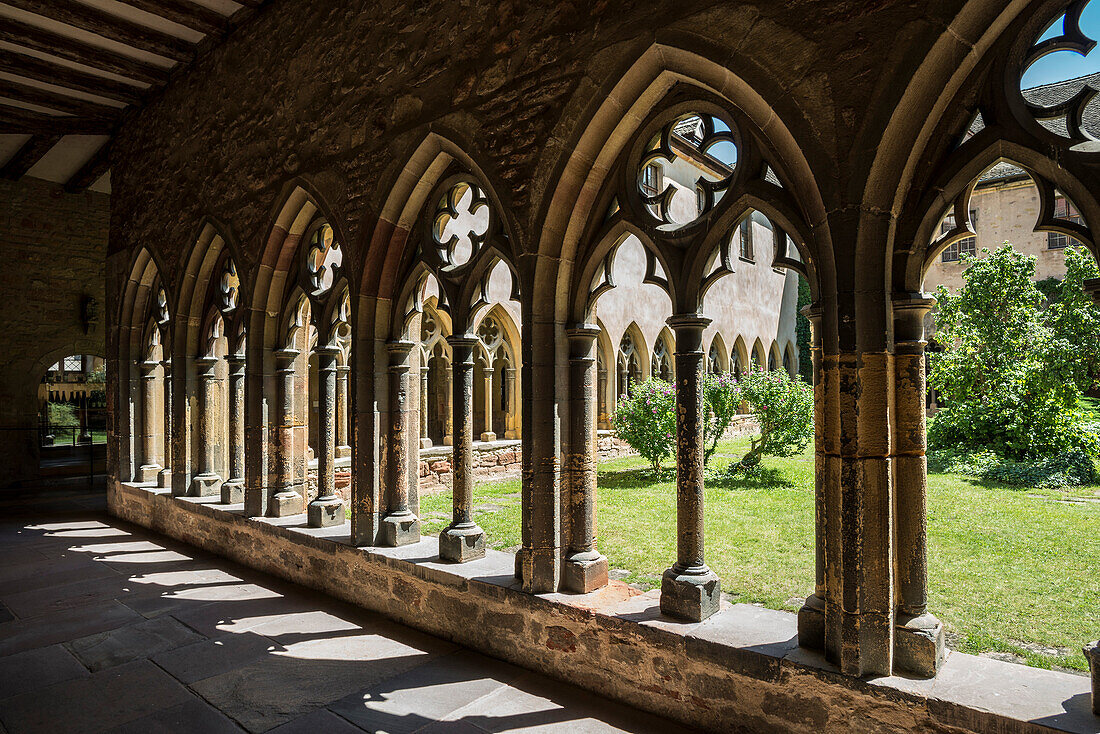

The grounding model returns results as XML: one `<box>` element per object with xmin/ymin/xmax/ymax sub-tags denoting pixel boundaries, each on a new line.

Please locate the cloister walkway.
<box><xmin>0</xmin><ymin>489</ymin><xmax>687</xmax><ymax>734</ymax></box>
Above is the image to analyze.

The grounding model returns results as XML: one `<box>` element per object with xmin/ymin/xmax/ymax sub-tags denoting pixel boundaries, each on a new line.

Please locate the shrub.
<box><xmin>47</xmin><ymin>402</ymin><xmax>79</xmax><ymax>427</ymax></box>
<box><xmin>613</xmin><ymin>378</ymin><xmax>676</xmax><ymax>473</ymax></box>
<box><xmin>928</xmin><ymin>446</ymin><xmax>1098</xmax><ymax>488</ymax></box>
<box><xmin>702</xmin><ymin>372</ymin><xmax>742</xmax><ymax>466</ymax></box>
<box><xmin>730</xmin><ymin>368</ymin><xmax>813</xmax><ymax>471</ymax></box>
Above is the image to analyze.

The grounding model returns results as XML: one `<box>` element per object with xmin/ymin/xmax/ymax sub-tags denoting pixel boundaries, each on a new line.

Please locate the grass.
<box><xmin>418</xmin><ymin>436</ymin><xmax>1100</xmax><ymax>671</ymax></box>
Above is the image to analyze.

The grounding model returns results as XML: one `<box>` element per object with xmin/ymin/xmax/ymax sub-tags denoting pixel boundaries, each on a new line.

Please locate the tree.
<box><xmin>1046</xmin><ymin>247</ymin><xmax>1100</xmax><ymax>396</ymax></box>
<box><xmin>928</xmin><ymin>244</ymin><xmax>1100</xmax><ymax>460</ymax></box>
<box><xmin>795</xmin><ymin>274</ymin><xmax>813</xmax><ymax>382</ymax></box>
<box><xmin>730</xmin><ymin>368</ymin><xmax>813</xmax><ymax>471</ymax></box>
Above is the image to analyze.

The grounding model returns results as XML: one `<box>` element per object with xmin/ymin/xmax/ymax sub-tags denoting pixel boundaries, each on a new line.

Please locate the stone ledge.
<box><xmin>109</xmin><ymin>481</ymin><xmax>1095</xmax><ymax>733</ymax></box>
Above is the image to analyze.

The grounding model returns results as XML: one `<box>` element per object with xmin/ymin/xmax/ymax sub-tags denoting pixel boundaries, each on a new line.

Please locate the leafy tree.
<box><xmin>613</xmin><ymin>378</ymin><xmax>676</xmax><ymax>473</ymax></box>
<box><xmin>795</xmin><ymin>274</ymin><xmax>813</xmax><ymax>382</ymax></box>
<box><xmin>47</xmin><ymin>402</ymin><xmax>79</xmax><ymax>427</ymax></box>
<box><xmin>1046</xmin><ymin>247</ymin><xmax>1100</xmax><ymax>395</ymax></box>
<box><xmin>730</xmin><ymin>368</ymin><xmax>813</xmax><ymax>471</ymax></box>
<box><xmin>702</xmin><ymin>372</ymin><xmax>742</xmax><ymax>466</ymax></box>
<box><xmin>928</xmin><ymin>244</ymin><xmax>1100</xmax><ymax>460</ymax></box>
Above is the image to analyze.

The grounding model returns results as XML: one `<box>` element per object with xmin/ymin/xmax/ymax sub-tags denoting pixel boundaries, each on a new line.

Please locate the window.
<box><xmin>63</xmin><ymin>355</ymin><xmax>82</xmax><ymax>373</ymax></box>
<box><xmin>940</xmin><ymin>210</ymin><xmax>977</xmax><ymax>262</ymax></box>
<box><xmin>696</xmin><ymin>186</ymin><xmax>706</xmax><ymax>218</ymax></box>
<box><xmin>1048</xmin><ymin>196</ymin><xmax>1083</xmax><ymax>249</ymax></box>
<box><xmin>641</xmin><ymin>163</ymin><xmax>663</xmax><ymax>198</ymax></box>
<box><xmin>738</xmin><ymin>220</ymin><xmax>753</xmax><ymax>261</ymax></box>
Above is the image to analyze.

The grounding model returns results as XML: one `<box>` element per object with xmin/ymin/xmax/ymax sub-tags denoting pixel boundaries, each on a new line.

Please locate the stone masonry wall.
<box><xmin>0</xmin><ymin>178</ymin><xmax>109</xmax><ymax>488</ymax></box>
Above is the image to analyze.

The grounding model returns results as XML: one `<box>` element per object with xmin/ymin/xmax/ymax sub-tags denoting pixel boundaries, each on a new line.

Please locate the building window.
<box><xmin>63</xmin><ymin>355</ymin><xmax>83</xmax><ymax>373</ymax></box>
<box><xmin>738</xmin><ymin>220</ymin><xmax>753</xmax><ymax>261</ymax></box>
<box><xmin>641</xmin><ymin>163</ymin><xmax>663</xmax><ymax>198</ymax></box>
<box><xmin>940</xmin><ymin>210</ymin><xmax>977</xmax><ymax>262</ymax></box>
<box><xmin>1048</xmin><ymin>196</ymin><xmax>1083</xmax><ymax>249</ymax></box>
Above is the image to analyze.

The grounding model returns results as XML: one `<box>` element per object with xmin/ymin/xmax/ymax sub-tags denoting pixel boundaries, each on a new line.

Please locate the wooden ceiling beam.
<box><xmin>3</xmin><ymin>0</ymin><xmax>195</xmax><ymax>63</ymax></box>
<box><xmin>113</xmin><ymin>0</ymin><xmax>228</xmax><ymax>37</ymax></box>
<box><xmin>0</xmin><ymin>49</ymin><xmax>144</xmax><ymax>106</ymax></box>
<box><xmin>0</xmin><ymin>19</ymin><xmax>170</xmax><ymax>86</ymax></box>
<box><xmin>64</xmin><ymin>140</ymin><xmax>111</xmax><ymax>193</ymax></box>
<box><xmin>0</xmin><ymin>79</ymin><xmax>121</xmax><ymax>119</ymax></box>
<box><xmin>0</xmin><ymin>107</ymin><xmax>115</xmax><ymax>135</ymax></box>
<box><xmin>0</xmin><ymin>133</ymin><xmax>63</xmax><ymax>179</ymax></box>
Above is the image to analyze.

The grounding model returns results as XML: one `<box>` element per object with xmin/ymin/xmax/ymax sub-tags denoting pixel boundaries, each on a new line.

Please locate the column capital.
<box><xmin>892</xmin><ymin>292</ymin><xmax>936</xmax><ymax>344</ymax></box>
<box><xmin>160</xmin><ymin>357</ymin><xmax>173</xmax><ymax>374</ymax></box>
<box><xmin>336</xmin><ymin>363</ymin><xmax>351</xmax><ymax>376</ymax></box>
<box><xmin>139</xmin><ymin>360</ymin><xmax>159</xmax><ymax>375</ymax></box>
<box><xmin>194</xmin><ymin>356</ymin><xmax>219</xmax><ymax>374</ymax></box>
<box><xmin>446</xmin><ymin>335</ymin><xmax>478</xmax><ymax>364</ymax></box>
<box><xmin>225</xmin><ymin>353</ymin><xmax>246</xmax><ymax>375</ymax></box>
<box><xmin>273</xmin><ymin>348</ymin><xmax>300</xmax><ymax>369</ymax></box>
<box><xmin>386</xmin><ymin>340</ymin><xmax>415</xmax><ymax>371</ymax></box>
<box><xmin>666</xmin><ymin>314</ymin><xmax>712</xmax><ymax>332</ymax></box>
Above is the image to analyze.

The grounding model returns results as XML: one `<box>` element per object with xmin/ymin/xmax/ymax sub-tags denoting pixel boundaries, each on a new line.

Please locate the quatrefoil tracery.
<box><xmin>218</xmin><ymin>258</ymin><xmax>240</xmax><ymax>315</ymax></box>
<box><xmin>432</xmin><ymin>181</ymin><xmax>491</xmax><ymax>269</ymax></box>
<box><xmin>305</xmin><ymin>223</ymin><xmax>342</xmax><ymax>297</ymax></box>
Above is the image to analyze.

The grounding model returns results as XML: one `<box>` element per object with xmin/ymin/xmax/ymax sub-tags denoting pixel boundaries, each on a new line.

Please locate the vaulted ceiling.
<box><xmin>0</xmin><ymin>0</ymin><xmax>265</xmax><ymax>193</ymax></box>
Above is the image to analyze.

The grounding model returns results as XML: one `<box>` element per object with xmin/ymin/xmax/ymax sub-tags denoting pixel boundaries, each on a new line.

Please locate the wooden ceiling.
<box><xmin>0</xmin><ymin>0</ymin><xmax>264</xmax><ymax>193</ymax></box>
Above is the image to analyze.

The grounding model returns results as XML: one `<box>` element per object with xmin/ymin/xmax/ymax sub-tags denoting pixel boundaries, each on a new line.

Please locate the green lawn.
<box><xmin>418</xmin><ymin>436</ymin><xmax>1100</xmax><ymax>672</ymax></box>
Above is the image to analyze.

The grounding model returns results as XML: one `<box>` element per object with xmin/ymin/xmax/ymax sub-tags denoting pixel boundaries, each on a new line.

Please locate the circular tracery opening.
<box><xmin>306</xmin><ymin>223</ymin><xmax>342</xmax><ymax>296</ymax></box>
<box><xmin>433</xmin><ymin>182</ymin><xmax>490</xmax><ymax>267</ymax></box>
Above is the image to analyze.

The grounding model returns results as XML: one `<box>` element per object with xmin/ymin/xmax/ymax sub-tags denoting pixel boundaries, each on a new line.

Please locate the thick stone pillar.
<box><xmin>480</xmin><ymin>366</ymin><xmax>496</xmax><ymax>441</ymax></box>
<box><xmin>660</xmin><ymin>315</ymin><xmax>720</xmax><ymax>621</ymax></box>
<box><xmin>308</xmin><ymin>346</ymin><xmax>345</xmax><ymax>527</ymax></box>
<box><xmin>137</xmin><ymin>360</ymin><xmax>161</xmax><ymax>483</ymax></box>
<box><xmin>157</xmin><ymin>359</ymin><xmax>172</xmax><ymax>488</ymax></box>
<box><xmin>381</xmin><ymin>341</ymin><xmax>421</xmax><ymax>545</ymax></box>
<box><xmin>271</xmin><ymin>349</ymin><xmax>305</xmax><ymax>516</ymax></box>
<box><xmin>221</xmin><ymin>355</ymin><xmax>245</xmax><ymax>503</ymax></box>
<box><xmin>563</xmin><ymin>325</ymin><xmax>608</xmax><ymax>593</ymax></box>
<box><xmin>419</xmin><ymin>365</ymin><xmax>432</xmax><ymax>448</ymax></box>
<box><xmin>440</xmin><ymin>336</ymin><xmax>485</xmax><ymax>562</ymax></box>
<box><xmin>504</xmin><ymin>366</ymin><xmax>518</xmax><ymax>439</ymax></box>
<box><xmin>892</xmin><ymin>294</ymin><xmax>944</xmax><ymax>677</ymax></box>
<box><xmin>190</xmin><ymin>357</ymin><xmax>223</xmax><ymax>496</ymax></box>
<box><xmin>1085</xmin><ymin>641</ymin><xmax>1100</xmax><ymax>715</ymax></box>
<box><xmin>798</xmin><ymin>305</ymin><xmax>826</xmax><ymax>648</ymax></box>
<box><xmin>335</xmin><ymin>364</ymin><xmax>351</xmax><ymax>458</ymax></box>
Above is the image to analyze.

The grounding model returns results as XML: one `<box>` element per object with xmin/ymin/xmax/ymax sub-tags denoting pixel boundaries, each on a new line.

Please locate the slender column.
<box><xmin>308</xmin><ymin>346</ymin><xmax>345</xmax><ymax>527</ymax></box>
<box><xmin>442</xmin><ymin>364</ymin><xmax>453</xmax><ymax>445</ymax></box>
<box><xmin>660</xmin><ymin>315</ymin><xmax>720</xmax><ymax>621</ymax></box>
<box><xmin>563</xmin><ymin>325</ymin><xmax>608</xmax><ymax>592</ymax></box>
<box><xmin>798</xmin><ymin>305</ymin><xmax>826</xmax><ymax>647</ymax></box>
<box><xmin>479</xmin><ymin>366</ymin><xmax>497</xmax><ymax>441</ymax></box>
<box><xmin>419</xmin><ymin>365</ymin><xmax>432</xmax><ymax>448</ymax></box>
<box><xmin>891</xmin><ymin>294</ymin><xmax>944</xmax><ymax>677</ymax></box>
<box><xmin>157</xmin><ymin>359</ymin><xmax>172</xmax><ymax>488</ymax></box>
<box><xmin>190</xmin><ymin>357</ymin><xmax>223</xmax><ymax>496</ymax></box>
<box><xmin>439</xmin><ymin>335</ymin><xmax>485</xmax><ymax>561</ymax></box>
<box><xmin>271</xmin><ymin>349</ymin><xmax>305</xmax><ymax>516</ymax></box>
<box><xmin>380</xmin><ymin>341</ymin><xmax>421</xmax><ymax>545</ymax></box>
<box><xmin>221</xmin><ymin>355</ymin><xmax>245</xmax><ymax>503</ymax></box>
<box><xmin>335</xmin><ymin>364</ymin><xmax>351</xmax><ymax>458</ymax></box>
<box><xmin>138</xmin><ymin>360</ymin><xmax>161</xmax><ymax>483</ymax></box>
<box><xmin>503</xmin><ymin>366</ymin><xmax>518</xmax><ymax>439</ymax></box>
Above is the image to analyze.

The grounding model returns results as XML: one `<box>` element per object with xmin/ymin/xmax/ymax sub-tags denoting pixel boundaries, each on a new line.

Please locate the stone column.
<box><xmin>1085</xmin><ymin>641</ymin><xmax>1099</xmax><ymax>716</ymax></box>
<box><xmin>479</xmin><ymin>366</ymin><xmax>496</xmax><ymax>442</ymax></box>
<box><xmin>892</xmin><ymin>293</ymin><xmax>944</xmax><ymax>677</ymax></box>
<box><xmin>190</xmin><ymin>357</ymin><xmax>223</xmax><ymax>496</ymax></box>
<box><xmin>138</xmin><ymin>360</ymin><xmax>161</xmax><ymax>483</ymax></box>
<box><xmin>271</xmin><ymin>349</ymin><xmax>304</xmax><ymax>516</ymax></box>
<box><xmin>335</xmin><ymin>364</ymin><xmax>351</xmax><ymax>458</ymax></box>
<box><xmin>504</xmin><ymin>366</ymin><xmax>518</xmax><ymax>439</ymax></box>
<box><xmin>563</xmin><ymin>325</ymin><xmax>609</xmax><ymax>593</ymax></box>
<box><xmin>660</xmin><ymin>315</ymin><xmax>720</xmax><ymax>621</ymax></box>
<box><xmin>440</xmin><ymin>335</ymin><xmax>485</xmax><ymax>561</ymax></box>
<box><xmin>221</xmin><ymin>354</ymin><xmax>245</xmax><ymax>503</ymax></box>
<box><xmin>798</xmin><ymin>305</ymin><xmax>826</xmax><ymax>648</ymax></box>
<box><xmin>157</xmin><ymin>359</ymin><xmax>173</xmax><ymax>488</ymax></box>
<box><xmin>442</xmin><ymin>363</ymin><xmax>453</xmax><ymax>445</ymax></box>
<box><xmin>419</xmin><ymin>365</ymin><xmax>432</xmax><ymax>448</ymax></box>
<box><xmin>307</xmin><ymin>346</ymin><xmax>345</xmax><ymax>527</ymax></box>
<box><xmin>379</xmin><ymin>341</ymin><xmax>421</xmax><ymax>545</ymax></box>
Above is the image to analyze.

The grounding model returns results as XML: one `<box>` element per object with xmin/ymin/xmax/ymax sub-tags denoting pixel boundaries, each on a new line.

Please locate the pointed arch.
<box><xmin>708</xmin><ymin>332</ymin><xmax>728</xmax><ymax>373</ymax></box>
<box><xmin>731</xmin><ymin>335</ymin><xmax>749</xmax><ymax>379</ymax></box>
<box><xmin>751</xmin><ymin>337</ymin><xmax>766</xmax><ymax>370</ymax></box>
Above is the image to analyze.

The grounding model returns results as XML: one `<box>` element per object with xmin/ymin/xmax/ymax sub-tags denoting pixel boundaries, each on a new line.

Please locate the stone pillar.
<box><xmin>892</xmin><ymin>294</ymin><xmax>944</xmax><ymax>677</ymax></box>
<box><xmin>190</xmin><ymin>357</ymin><xmax>223</xmax><ymax>496</ymax></box>
<box><xmin>1085</xmin><ymin>641</ymin><xmax>1099</xmax><ymax>716</ymax></box>
<box><xmin>504</xmin><ymin>366</ymin><xmax>518</xmax><ymax>439</ymax></box>
<box><xmin>307</xmin><ymin>346</ymin><xmax>345</xmax><ymax>527</ymax></box>
<box><xmin>271</xmin><ymin>349</ymin><xmax>304</xmax><ymax>516</ymax></box>
<box><xmin>798</xmin><ymin>305</ymin><xmax>826</xmax><ymax>648</ymax></box>
<box><xmin>442</xmin><ymin>363</ymin><xmax>453</xmax><ymax>445</ymax></box>
<box><xmin>138</xmin><ymin>360</ymin><xmax>161</xmax><ymax>483</ymax></box>
<box><xmin>335</xmin><ymin>364</ymin><xmax>351</xmax><ymax>458</ymax></box>
<box><xmin>157</xmin><ymin>359</ymin><xmax>173</xmax><ymax>488</ymax></box>
<box><xmin>480</xmin><ymin>366</ymin><xmax>496</xmax><ymax>442</ymax></box>
<box><xmin>221</xmin><ymin>355</ymin><xmax>245</xmax><ymax>503</ymax></box>
<box><xmin>660</xmin><ymin>315</ymin><xmax>720</xmax><ymax>621</ymax></box>
<box><xmin>563</xmin><ymin>325</ymin><xmax>609</xmax><ymax>593</ymax></box>
<box><xmin>381</xmin><ymin>341</ymin><xmax>421</xmax><ymax>545</ymax></box>
<box><xmin>440</xmin><ymin>335</ymin><xmax>485</xmax><ymax>561</ymax></box>
<box><xmin>419</xmin><ymin>365</ymin><xmax>432</xmax><ymax>449</ymax></box>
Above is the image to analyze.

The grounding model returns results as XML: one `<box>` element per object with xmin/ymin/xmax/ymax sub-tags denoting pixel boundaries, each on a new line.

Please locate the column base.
<box><xmin>190</xmin><ymin>472</ymin><xmax>222</xmax><ymax>497</ymax></box>
<box><xmin>335</xmin><ymin>445</ymin><xmax>351</xmax><ymax>459</ymax></box>
<box><xmin>307</xmin><ymin>495</ymin><xmax>346</xmax><ymax>527</ymax></box>
<box><xmin>562</xmin><ymin>551</ymin><xmax>608</xmax><ymax>593</ymax></box>
<box><xmin>270</xmin><ymin>490</ymin><xmax>305</xmax><ymax>517</ymax></box>
<box><xmin>380</xmin><ymin>510</ymin><xmax>421</xmax><ymax>546</ymax></box>
<box><xmin>157</xmin><ymin>468</ymin><xmax>172</xmax><ymax>489</ymax></box>
<box><xmin>1084</xmin><ymin>641</ymin><xmax>1099</xmax><ymax>716</ymax></box>
<box><xmin>419</xmin><ymin>438</ymin><xmax>433</xmax><ymax>449</ymax></box>
<box><xmin>220</xmin><ymin>479</ymin><xmax>244</xmax><ymax>504</ymax></box>
<box><xmin>439</xmin><ymin>523</ymin><xmax>485</xmax><ymax>563</ymax></box>
<box><xmin>797</xmin><ymin>593</ymin><xmax>826</xmax><ymax>650</ymax></box>
<box><xmin>660</xmin><ymin>566</ymin><xmax>721</xmax><ymax>622</ymax></box>
<box><xmin>479</xmin><ymin>432</ymin><xmax>497</xmax><ymax>442</ymax></box>
<box><xmin>138</xmin><ymin>464</ymin><xmax>161</xmax><ymax>484</ymax></box>
<box><xmin>894</xmin><ymin>611</ymin><xmax>946</xmax><ymax>678</ymax></box>
<box><xmin>443</xmin><ymin>435</ymin><xmax>453</xmax><ymax>446</ymax></box>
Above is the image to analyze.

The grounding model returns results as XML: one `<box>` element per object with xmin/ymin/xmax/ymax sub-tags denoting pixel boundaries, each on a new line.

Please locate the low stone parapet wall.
<box><xmin>108</xmin><ymin>481</ymin><xmax>1096</xmax><ymax>734</ymax></box>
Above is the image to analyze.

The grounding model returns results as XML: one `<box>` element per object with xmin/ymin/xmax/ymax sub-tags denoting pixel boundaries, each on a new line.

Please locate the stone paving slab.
<box><xmin>0</xmin><ymin>644</ymin><xmax>89</xmax><ymax>700</ymax></box>
<box><xmin>67</xmin><ymin>615</ymin><xmax>205</xmax><ymax>672</ymax></box>
<box><xmin>104</xmin><ymin>698</ymin><xmax>243</xmax><ymax>734</ymax></box>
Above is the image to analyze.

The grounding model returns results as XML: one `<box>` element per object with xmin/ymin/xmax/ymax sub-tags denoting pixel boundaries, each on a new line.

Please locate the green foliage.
<box><xmin>928</xmin><ymin>446</ymin><xmax>1097</xmax><ymax>488</ymax></box>
<box><xmin>929</xmin><ymin>245</ymin><xmax>1100</xmax><ymax>462</ymax></box>
<box><xmin>1047</xmin><ymin>247</ymin><xmax>1100</xmax><ymax>395</ymax></box>
<box><xmin>47</xmin><ymin>402</ymin><xmax>79</xmax><ymax>427</ymax></box>
<box><xmin>731</xmin><ymin>368</ymin><xmax>814</xmax><ymax>471</ymax></box>
<box><xmin>87</xmin><ymin>367</ymin><xmax>106</xmax><ymax>384</ymax></box>
<box><xmin>795</xmin><ymin>274</ymin><xmax>813</xmax><ymax>382</ymax></box>
<box><xmin>702</xmin><ymin>372</ymin><xmax>742</xmax><ymax>466</ymax></box>
<box><xmin>613</xmin><ymin>378</ymin><xmax>676</xmax><ymax>473</ymax></box>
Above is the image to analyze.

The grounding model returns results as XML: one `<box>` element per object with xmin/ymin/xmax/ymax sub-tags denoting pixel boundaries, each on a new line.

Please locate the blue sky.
<box><xmin>1021</xmin><ymin>1</ymin><xmax>1100</xmax><ymax>88</ymax></box>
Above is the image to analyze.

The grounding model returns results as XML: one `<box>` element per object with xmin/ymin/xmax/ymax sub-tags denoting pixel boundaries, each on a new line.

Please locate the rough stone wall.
<box><xmin>0</xmin><ymin>178</ymin><xmax>108</xmax><ymax>488</ymax></box>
